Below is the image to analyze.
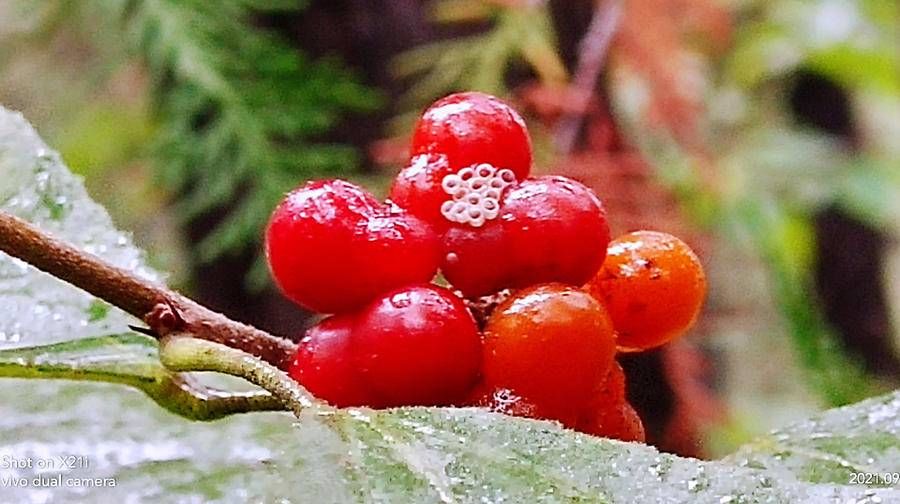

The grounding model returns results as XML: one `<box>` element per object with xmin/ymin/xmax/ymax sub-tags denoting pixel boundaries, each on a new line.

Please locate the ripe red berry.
<box><xmin>441</xmin><ymin>217</ymin><xmax>511</xmax><ymax>298</ymax></box>
<box><xmin>266</xmin><ymin>179</ymin><xmax>441</xmax><ymax>313</ymax></box>
<box><xmin>388</xmin><ymin>153</ymin><xmax>455</xmax><ymax>230</ymax></box>
<box><xmin>585</xmin><ymin>231</ymin><xmax>706</xmax><ymax>351</ymax></box>
<box><xmin>353</xmin><ymin>284</ymin><xmax>482</xmax><ymax>407</ymax></box>
<box><xmin>288</xmin><ymin>315</ymin><xmax>373</xmax><ymax>408</ymax></box>
<box><xmin>481</xmin><ymin>284</ymin><xmax>617</xmax><ymax>427</ymax></box>
<box><xmin>392</xmin><ymin>92</ymin><xmax>532</xmax><ymax>231</ymax></box>
<box><xmin>443</xmin><ymin>176</ymin><xmax>611</xmax><ymax>298</ymax></box>
<box><xmin>411</xmin><ymin>92</ymin><xmax>532</xmax><ymax>179</ymax></box>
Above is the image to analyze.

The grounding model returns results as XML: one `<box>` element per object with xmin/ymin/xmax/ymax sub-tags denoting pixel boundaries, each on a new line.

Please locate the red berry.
<box><xmin>442</xmin><ymin>217</ymin><xmax>510</xmax><ymax>298</ymax></box>
<box><xmin>266</xmin><ymin>179</ymin><xmax>441</xmax><ymax>313</ymax></box>
<box><xmin>388</xmin><ymin>153</ymin><xmax>455</xmax><ymax>230</ymax></box>
<box><xmin>502</xmin><ymin>176</ymin><xmax>610</xmax><ymax>285</ymax></box>
<box><xmin>394</xmin><ymin>92</ymin><xmax>532</xmax><ymax>231</ymax></box>
<box><xmin>411</xmin><ymin>92</ymin><xmax>532</xmax><ymax>179</ymax></box>
<box><xmin>353</xmin><ymin>284</ymin><xmax>482</xmax><ymax>407</ymax></box>
<box><xmin>443</xmin><ymin>176</ymin><xmax>611</xmax><ymax>298</ymax></box>
<box><xmin>288</xmin><ymin>315</ymin><xmax>373</xmax><ymax>408</ymax></box>
<box><xmin>585</xmin><ymin>231</ymin><xmax>706</xmax><ymax>351</ymax></box>
<box><xmin>481</xmin><ymin>284</ymin><xmax>617</xmax><ymax>427</ymax></box>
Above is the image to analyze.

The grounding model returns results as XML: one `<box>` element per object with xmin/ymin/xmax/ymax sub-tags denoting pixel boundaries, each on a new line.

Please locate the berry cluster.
<box><xmin>265</xmin><ymin>92</ymin><xmax>706</xmax><ymax>442</ymax></box>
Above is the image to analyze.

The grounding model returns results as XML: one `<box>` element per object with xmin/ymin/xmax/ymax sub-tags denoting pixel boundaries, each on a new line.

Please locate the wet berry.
<box><xmin>411</xmin><ymin>92</ymin><xmax>532</xmax><ymax>179</ymax></box>
<box><xmin>586</xmin><ymin>231</ymin><xmax>706</xmax><ymax>351</ymax></box>
<box><xmin>441</xmin><ymin>218</ymin><xmax>510</xmax><ymax>298</ymax></box>
<box><xmin>443</xmin><ymin>176</ymin><xmax>611</xmax><ymax>298</ymax></box>
<box><xmin>388</xmin><ymin>153</ymin><xmax>455</xmax><ymax>230</ymax></box>
<box><xmin>288</xmin><ymin>315</ymin><xmax>372</xmax><ymax>408</ymax></box>
<box><xmin>266</xmin><ymin>179</ymin><xmax>441</xmax><ymax>313</ymax></box>
<box><xmin>501</xmin><ymin>176</ymin><xmax>611</xmax><ymax>287</ymax></box>
<box><xmin>481</xmin><ymin>284</ymin><xmax>617</xmax><ymax>427</ymax></box>
<box><xmin>354</xmin><ymin>285</ymin><xmax>482</xmax><ymax>407</ymax></box>
<box><xmin>395</xmin><ymin>91</ymin><xmax>532</xmax><ymax>231</ymax></box>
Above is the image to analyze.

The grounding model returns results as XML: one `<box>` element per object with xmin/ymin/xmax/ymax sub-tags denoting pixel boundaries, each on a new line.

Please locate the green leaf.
<box><xmin>0</xmin><ymin>107</ymin><xmax>160</xmax><ymax>349</ymax></box>
<box><xmin>0</xmin><ymin>333</ymin><xmax>166</xmax><ymax>385</ymax></box>
<box><xmin>726</xmin><ymin>391</ymin><xmax>900</xmax><ymax>487</ymax></box>
<box><xmin>0</xmin><ymin>333</ymin><xmax>284</xmax><ymax>421</ymax></box>
<box><xmin>2</xmin><ymin>105</ymin><xmax>900</xmax><ymax>502</ymax></box>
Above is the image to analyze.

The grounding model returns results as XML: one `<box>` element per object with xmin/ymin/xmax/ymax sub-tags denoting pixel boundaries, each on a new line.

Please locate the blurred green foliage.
<box><xmin>612</xmin><ymin>0</ymin><xmax>899</xmax><ymax>407</ymax></box>
<box><xmin>11</xmin><ymin>0</ymin><xmax>382</xmax><ymax>286</ymax></box>
<box><xmin>391</xmin><ymin>0</ymin><xmax>564</xmax><ymax>132</ymax></box>
<box><xmin>721</xmin><ymin>0</ymin><xmax>899</xmax><ymax>405</ymax></box>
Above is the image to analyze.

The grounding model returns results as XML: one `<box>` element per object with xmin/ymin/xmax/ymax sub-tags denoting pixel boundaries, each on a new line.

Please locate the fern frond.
<box><xmin>391</xmin><ymin>0</ymin><xmax>564</xmax><ymax>132</ymax></box>
<box><xmin>54</xmin><ymin>0</ymin><xmax>380</xmax><ymax>274</ymax></box>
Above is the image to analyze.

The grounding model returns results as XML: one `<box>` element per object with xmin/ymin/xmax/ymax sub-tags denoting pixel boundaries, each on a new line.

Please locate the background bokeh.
<box><xmin>1</xmin><ymin>0</ymin><xmax>898</xmax><ymax>458</ymax></box>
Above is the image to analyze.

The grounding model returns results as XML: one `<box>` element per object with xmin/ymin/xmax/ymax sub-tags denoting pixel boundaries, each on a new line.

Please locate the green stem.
<box><xmin>160</xmin><ymin>335</ymin><xmax>328</xmax><ymax>418</ymax></box>
<box><xmin>158</xmin><ymin>375</ymin><xmax>287</xmax><ymax>421</ymax></box>
<box><xmin>0</xmin><ymin>334</ymin><xmax>288</xmax><ymax>421</ymax></box>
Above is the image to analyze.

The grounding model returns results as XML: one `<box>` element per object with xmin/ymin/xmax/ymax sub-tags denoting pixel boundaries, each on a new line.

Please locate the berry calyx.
<box><xmin>266</xmin><ymin>179</ymin><xmax>441</xmax><ymax>313</ymax></box>
<box><xmin>411</xmin><ymin>92</ymin><xmax>532</xmax><ymax>179</ymax></box>
<box><xmin>481</xmin><ymin>284</ymin><xmax>617</xmax><ymax>427</ymax></box>
<box><xmin>353</xmin><ymin>284</ymin><xmax>482</xmax><ymax>407</ymax></box>
<box><xmin>585</xmin><ymin>231</ymin><xmax>706</xmax><ymax>351</ymax></box>
<box><xmin>443</xmin><ymin>176</ymin><xmax>611</xmax><ymax>298</ymax></box>
<box><xmin>288</xmin><ymin>315</ymin><xmax>373</xmax><ymax>408</ymax></box>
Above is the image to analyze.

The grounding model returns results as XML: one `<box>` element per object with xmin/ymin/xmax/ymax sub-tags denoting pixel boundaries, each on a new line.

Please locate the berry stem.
<box><xmin>0</xmin><ymin>211</ymin><xmax>297</xmax><ymax>369</ymax></box>
<box><xmin>160</xmin><ymin>335</ymin><xmax>327</xmax><ymax>418</ymax></box>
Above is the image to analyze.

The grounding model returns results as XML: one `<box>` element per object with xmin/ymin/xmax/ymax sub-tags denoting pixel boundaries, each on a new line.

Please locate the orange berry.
<box><xmin>579</xmin><ymin>400</ymin><xmax>646</xmax><ymax>442</ymax></box>
<box><xmin>597</xmin><ymin>361</ymin><xmax>627</xmax><ymax>406</ymax></box>
<box><xmin>482</xmin><ymin>284</ymin><xmax>617</xmax><ymax>426</ymax></box>
<box><xmin>586</xmin><ymin>231</ymin><xmax>706</xmax><ymax>352</ymax></box>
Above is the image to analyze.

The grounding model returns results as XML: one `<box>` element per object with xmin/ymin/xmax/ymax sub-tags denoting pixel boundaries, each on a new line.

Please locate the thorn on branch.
<box><xmin>145</xmin><ymin>298</ymin><xmax>186</xmax><ymax>335</ymax></box>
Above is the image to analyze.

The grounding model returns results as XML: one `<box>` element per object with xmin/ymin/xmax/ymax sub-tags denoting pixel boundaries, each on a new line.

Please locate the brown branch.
<box><xmin>0</xmin><ymin>211</ymin><xmax>297</xmax><ymax>370</ymax></box>
<box><xmin>554</xmin><ymin>0</ymin><xmax>623</xmax><ymax>155</ymax></box>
